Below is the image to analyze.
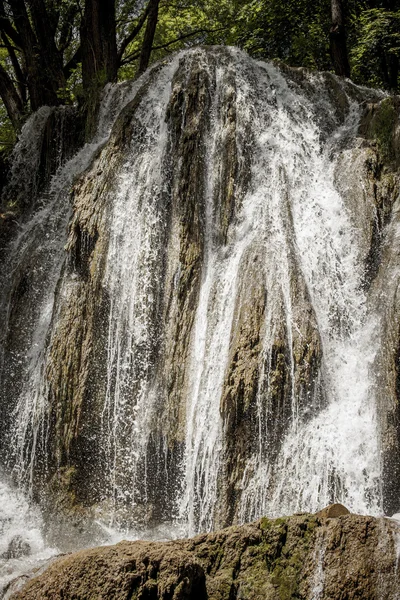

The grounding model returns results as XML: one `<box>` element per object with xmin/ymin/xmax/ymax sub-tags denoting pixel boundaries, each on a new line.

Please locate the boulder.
<box><xmin>315</xmin><ymin>503</ymin><xmax>350</xmax><ymax>519</ymax></box>
<box><xmin>8</xmin><ymin>513</ymin><xmax>400</xmax><ymax>600</ymax></box>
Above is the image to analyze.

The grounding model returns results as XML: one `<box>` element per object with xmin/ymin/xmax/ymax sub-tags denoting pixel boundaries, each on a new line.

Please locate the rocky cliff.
<box><xmin>1</xmin><ymin>46</ymin><xmax>400</xmax><ymax>556</ymax></box>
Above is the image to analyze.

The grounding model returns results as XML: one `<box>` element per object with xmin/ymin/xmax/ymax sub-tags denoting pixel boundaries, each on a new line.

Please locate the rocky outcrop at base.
<box><xmin>8</xmin><ymin>510</ymin><xmax>400</xmax><ymax>600</ymax></box>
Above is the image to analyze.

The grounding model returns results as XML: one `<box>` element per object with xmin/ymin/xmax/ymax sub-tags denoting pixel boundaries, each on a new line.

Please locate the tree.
<box><xmin>81</xmin><ymin>0</ymin><xmax>118</xmax><ymax>92</ymax></box>
<box><xmin>0</xmin><ymin>0</ymin><xmax>65</xmax><ymax>113</ymax></box>
<box><xmin>0</xmin><ymin>0</ymin><xmax>399</xmax><ymax>145</ymax></box>
<box><xmin>215</xmin><ymin>0</ymin><xmax>332</xmax><ymax>71</ymax></box>
<box><xmin>330</xmin><ymin>0</ymin><xmax>351</xmax><ymax>77</ymax></box>
<box><xmin>80</xmin><ymin>0</ymin><xmax>118</xmax><ymax>137</ymax></box>
<box><xmin>350</xmin><ymin>7</ymin><xmax>400</xmax><ymax>89</ymax></box>
<box><xmin>0</xmin><ymin>0</ymin><xmax>77</xmax><ymax>129</ymax></box>
<box><xmin>0</xmin><ymin>62</ymin><xmax>24</xmax><ymax>130</ymax></box>
<box><xmin>0</xmin><ymin>0</ymin><xmax>162</xmax><ymax>135</ymax></box>
<box><xmin>138</xmin><ymin>0</ymin><xmax>160</xmax><ymax>74</ymax></box>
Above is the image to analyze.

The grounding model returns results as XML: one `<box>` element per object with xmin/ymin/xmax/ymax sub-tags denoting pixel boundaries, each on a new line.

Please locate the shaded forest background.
<box><xmin>0</xmin><ymin>0</ymin><xmax>399</xmax><ymax>153</ymax></box>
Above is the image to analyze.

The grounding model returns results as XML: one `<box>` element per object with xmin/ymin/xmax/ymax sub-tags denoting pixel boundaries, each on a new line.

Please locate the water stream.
<box><xmin>0</xmin><ymin>46</ymin><xmax>396</xmax><ymax>591</ymax></box>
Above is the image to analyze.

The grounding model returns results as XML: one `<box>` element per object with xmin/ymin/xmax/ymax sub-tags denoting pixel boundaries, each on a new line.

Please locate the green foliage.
<box><xmin>118</xmin><ymin>0</ymin><xmax>242</xmax><ymax>80</ymax></box>
<box><xmin>0</xmin><ymin>47</ymin><xmax>19</xmax><ymax>148</ymax></box>
<box><xmin>351</xmin><ymin>8</ymin><xmax>400</xmax><ymax>89</ymax></box>
<box><xmin>370</xmin><ymin>97</ymin><xmax>397</xmax><ymax>158</ymax></box>
<box><xmin>2</xmin><ymin>0</ymin><xmax>400</xmax><ymax>150</ymax></box>
<box><xmin>0</xmin><ymin>103</ymin><xmax>16</xmax><ymax>152</ymax></box>
<box><xmin>57</xmin><ymin>66</ymin><xmax>84</xmax><ymax>104</ymax></box>
<box><xmin>231</xmin><ymin>0</ymin><xmax>331</xmax><ymax>70</ymax></box>
<box><xmin>118</xmin><ymin>0</ymin><xmax>333</xmax><ymax>80</ymax></box>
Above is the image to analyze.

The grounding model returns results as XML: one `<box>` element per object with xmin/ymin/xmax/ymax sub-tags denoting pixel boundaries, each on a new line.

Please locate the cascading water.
<box><xmin>0</xmin><ymin>69</ymin><xmax>169</xmax><ymax>592</ymax></box>
<box><xmin>102</xmin><ymin>57</ymin><xmax>180</xmax><ymax>522</ymax></box>
<box><xmin>0</xmin><ymin>477</ymin><xmax>57</xmax><ymax>595</ymax></box>
<box><xmin>1</xmin><ymin>79</ymin><xmax>148</xmax><ymax>491</ymax></box>
<box><xmin>177</xmin><ymin>52</ymin><xmax>384</xmax><ymax>532</ymax></box>
<box><xmin>0</xmin><ymin>46</ymin><xmax>398</xmax><ymax>584</ymax></box>
<box><xmin>234</xmin><ymin>63</ymin><xmax>382</xmax><ymax>522</ymax></box>
<box><xmin>179</xmin><ymin>64</ymin><xmax>245</xmax><ymax>534</ymax></box>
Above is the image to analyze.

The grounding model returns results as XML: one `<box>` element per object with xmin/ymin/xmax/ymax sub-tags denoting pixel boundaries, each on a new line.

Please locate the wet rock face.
<box><xmin>160</xmin><ymin>61</ymin><xmax>211</xmax><ymax>448</ymax></box>
<box><xmin>219</xmin><ymin>245</ymin><xmax>324</xmax><ymax>528</ymax></box>
<box><xmin>0</xmin><ymin>105</ymin><xmax>87</xmax><ymax>495</ymax></box>
<box><xmin>8</xmin><ymin>513</ymin><xmax>400</xmax><ymax>600</ymax></box>
<box><xmin>353</xmin><ymin>99</ymin><xmax>400</xmax><ymax>516</ymax></box>
<box><xmin>1</xmin><ymin>536</ymin><xmax>31</xmax><ymax>560</ymax></box>
<box><xmin>1</xmin><ymin>106</ymin><xmax>85</xmax><ymax>219</ymax></box>
<box><xmin>330</xmin><ymin>95</ymin><xmax>400</xmax><ymax>516</ymax></box>
<box><xmin>3</xmin><ymin>45</ymin><xmax>400</xmax><ymax>536</ymax></box>
<box><xmin>39</xmin><ymin>57</ymin><xmax>218</xmax><ymax>523</ymax></box>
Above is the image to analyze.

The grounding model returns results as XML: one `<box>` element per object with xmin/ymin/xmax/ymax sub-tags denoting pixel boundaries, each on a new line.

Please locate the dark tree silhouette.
<box><xmin>330</xmin><ymin>0</ymin><xmax>351</xmax><ymax>77</ymax></box>
<box><xmin>138</xmin><ymin>0</ymin><xmax>160</xmax><ymax>75</ymax></box>
<box><xmin>0</xmin><ymin>0</ymin><xmax>161</xmax><ymax>133</ymax></box>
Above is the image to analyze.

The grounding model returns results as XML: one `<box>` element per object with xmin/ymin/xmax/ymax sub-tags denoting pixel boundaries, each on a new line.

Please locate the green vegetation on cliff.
<box><xmin>0</xmin><ymin>0</ymin><xmax>399</xmax><ymax>155</ymax></box>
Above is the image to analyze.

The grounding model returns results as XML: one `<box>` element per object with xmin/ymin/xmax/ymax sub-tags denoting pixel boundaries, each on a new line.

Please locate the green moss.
<box><xmin>260</xmin><ymin>516</ymin><xmax>318</xmax><ymax>600</ymax></box>
<box><xmin>303</xmin><ymin>517</ymin><xmax>318</xmax><ymax>537</ymax></box>
<box><xmin>274</xmin><ymin>517</ymin><xmax>288</xmax><ymax>527</ymax></box>
<box><xmin>371</xmin><ymin>97</ymin><xmax>396</xmax><ymax>160</ymax></box>
<box><xmin>210</xmin><ymin>570</ymin><xmax>235</xmax><ymax>598</ymax></box>
<box><xmin>271</xmin><ymin>563</ymin><xmax>300</xmax><ymax>600</ymax></box>
<box><xmin>236</xmin><ymin>556</ymin><xmax>274</xmax><ymax>599</ymax></box>
<box><xmin>260</xmin><ymin>517</ymin><xmax>273</xmax><ymax>531</ymax></box>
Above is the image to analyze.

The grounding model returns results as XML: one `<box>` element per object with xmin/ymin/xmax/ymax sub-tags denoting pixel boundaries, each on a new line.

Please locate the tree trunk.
<box><xmin>80</xmin><ymin>0</ymin><xmax>117</xmax><ymax>138</ymax></box>
<box><xmin>330</xmin><ymin>0</ymin><xmax>350</xmax><ymax>78</ymax></box>
<box><xmin>8</xmin><ymin>0</ymin><xmax>61</xmax><ymax>109</ymax></box>
<box><xmin>26</xmin><ymin>0</ymin><xmax>66</xmax><ymax>92</ymax></box>
<box><xmin>138</xmin><ymin>0</ymin><xmax>160</xmax><ymax>75</ymax></box>
<box><xmin>0</xmin><ymin>63</ymin><xmax>24</xmax><ymax>130</ymax></box>
<box><xmin>81</xmin><ymin>0</ymin><xmax>117</xmax><ymax>92</ymax></box>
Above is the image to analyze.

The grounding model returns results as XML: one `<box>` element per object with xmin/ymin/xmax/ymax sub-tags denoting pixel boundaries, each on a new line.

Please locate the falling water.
<box><xmin>102</xmin><ymin>56</ymin><xmax>181</xmax><ymax>522</ymax></box>
<box><xmin>0</xmin><ymin>45</ymin><xmax>392</xmax><ymax>562</ymax></box>
<box><xmin>310</xmin><ymin>530</ymin><xmax>326</xmax><ymax>600</ymax></box>
<box><xmin>1</xmin><ymin>79</ymin><xmax>150</xmax><ymax>492</ymax></box>
<box><xmin>175</xmin><ymin>51</ymin><xmax>383</xmax><ymax>531</ymax></box>
<box><xmin>0</xmin><ymin>477</ymin><xmax>57</xmax><ymax>595</ymax></box>
<box><xmin>179</xmin><ymin>63</ymin><xmax>247</xmax><ymax>534</ymax></box>
<box><xmin>234</xmin><ymin>61</ymin><xmax>382</xmax><ymax>521</ymax></box>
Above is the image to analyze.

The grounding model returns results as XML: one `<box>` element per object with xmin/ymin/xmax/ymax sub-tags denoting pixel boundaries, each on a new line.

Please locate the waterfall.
<box><xmin>0</xmin><ymin>45</ymin><xmax>396</xmax><ymax>561</ymax></box>
<box><xmin>176</xmin><ymin>51</ymin><xmax>383</xmax><ymax>532</ymax></box>
<box><xmin>235</xmin><ymin>63</ymin><xmax>382</xmax><ymax>521</ymax></box>
<box><xmin>0</xmin><ymin>476</ymin><xmax>57</xmax><ymax>594</ymax></box>
<box><xmin>0</xmin><ymin>78</ymin><xmax>151</xmax><ymax>492</ymax></box>
<box><xmin>102</xmin><ymin>56</ymin><xmax>180</xmax><ymax>523</ymax></box>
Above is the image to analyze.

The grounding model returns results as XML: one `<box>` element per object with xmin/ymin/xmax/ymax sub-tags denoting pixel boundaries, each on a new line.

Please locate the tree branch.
<box><xmin>121</xmin><ymin>27</ymin><xmax>224</xmax><ymax>66</ymax></box>
<box><xmin>137</xmin><ymin>0</ymin><xmax>159</xmax><ymax>74</ymax></box>
<box><xmin>117</xmin><ymin>2</ymin><xmax>150</xmax><ymax>65</ymax></box>
<box><xmin>63</xmin><ymin>45</ymin><xmax>82</xmax><ymax>78</ymax></box>
<box><xmin>58</xmin><ymin>4</ymin><xmax>79</xmax><ymax>53</ymax></box>
<box><xmin>0</xmin><ymin>60</ymin><xmax>24</xmax><ymax>130</ymax></box>
<box><xmin>1</xmin><ymin>31</ymin><xmax>26</xmax><ymax>103</ymax></box>
<box><xmin>0</xmin><ymin>14</ymin><xmax>22</xmax><ymax>48</ymax></box>
<box><xmin>0</xmin><ymin>41</ymin><xmax>18</xmax><ymax>51</ymax></box>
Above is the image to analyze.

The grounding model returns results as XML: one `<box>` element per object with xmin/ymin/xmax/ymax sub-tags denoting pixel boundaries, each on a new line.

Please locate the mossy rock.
<box><xmin>8</xmin><ymin>513</ymin><xmax>400</xmax><ymax>600</ymax></box>
<box><xmin>360</xmin><ymin>97</ymin><xmax>399</xmax><ymax>164</ymax></box>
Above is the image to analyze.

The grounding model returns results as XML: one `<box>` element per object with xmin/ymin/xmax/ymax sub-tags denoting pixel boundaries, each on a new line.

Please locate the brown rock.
<box><xmin>316</xmin><ymin>503</ymin><xmax>350</xmax><ymax>519</ymax></box>
<box><xmin>8</xmin><ymin>513</ymin><xmax>400</xmax><ymax>600</ymax></box>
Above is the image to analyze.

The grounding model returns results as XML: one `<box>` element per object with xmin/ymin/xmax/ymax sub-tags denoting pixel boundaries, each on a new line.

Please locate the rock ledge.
<box><xmin>8</xmin><ymin>511</ymin><xmax>400</xmax><ymax>600</ymax></box>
